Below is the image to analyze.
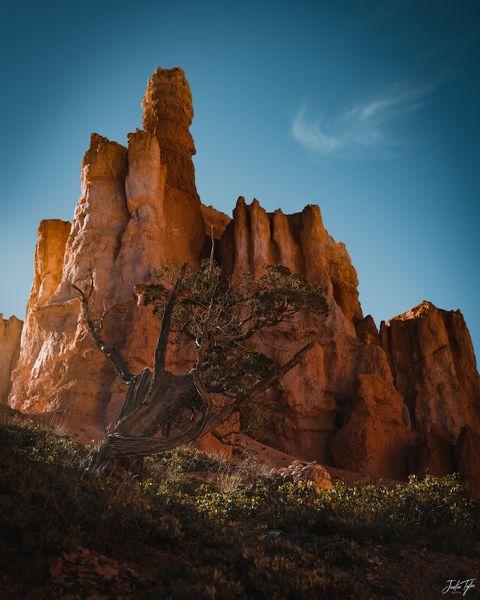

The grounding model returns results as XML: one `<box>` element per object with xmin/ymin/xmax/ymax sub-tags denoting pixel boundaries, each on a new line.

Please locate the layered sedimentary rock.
<box><xmin>7</xmin><ymin>66</ymin><xmax>480</xmax><ymax>491</ymax></box>
<box><xmin>8</xmin><ymin>219</ymin><xmax>74</xmax><ymax>416</ymax></box>
<box><xmin>220</xmin><ymin>198</ymin><xmax>362</xmax><ymax>322</ymax></box>
<box><xmin>0</xmin><ymin>314</ymin><xmax>23</xmax><ymax>403</ymax></box>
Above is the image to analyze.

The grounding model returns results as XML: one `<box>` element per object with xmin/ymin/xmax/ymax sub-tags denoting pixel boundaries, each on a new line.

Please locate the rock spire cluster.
<box><xmin>3</xmin><ymin>67</ymin><xmax>480</xmax><ymax>494</ymax></box>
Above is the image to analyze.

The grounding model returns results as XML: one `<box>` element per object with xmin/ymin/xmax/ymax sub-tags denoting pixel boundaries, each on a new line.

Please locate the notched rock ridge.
<box><xmin>4</xmin><ymin>66</ymin><xmax>480</xmax><ymax>495</ymax></box>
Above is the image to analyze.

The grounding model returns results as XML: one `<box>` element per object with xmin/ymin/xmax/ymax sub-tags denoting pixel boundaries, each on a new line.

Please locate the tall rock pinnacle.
<box><xmin>142</xmin><ymin>67</ymin><xmax>196</xmax><ymax>197</ymax></box>
<box><xmin>141</xmin><ymin>67</ymin><xmax>204</xmax><ymax>259</ymax></box>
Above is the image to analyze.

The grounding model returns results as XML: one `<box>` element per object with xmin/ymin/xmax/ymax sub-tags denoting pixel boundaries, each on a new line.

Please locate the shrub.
<box><xmin>1</xmin><ymin>420</ymin><xmax>478</xmax><ymax>597</ymax></box>
<box><xmin>0</xmin><ymin>423</ymin><xmax>181</xmax><ymax>586</ymax></box>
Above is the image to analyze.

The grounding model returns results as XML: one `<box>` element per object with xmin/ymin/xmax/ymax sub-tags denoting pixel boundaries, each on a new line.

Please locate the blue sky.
<box><xmin>0</xmin><ymin>0</ymin><xmax>479</xmax><ymax>359</ymax></box>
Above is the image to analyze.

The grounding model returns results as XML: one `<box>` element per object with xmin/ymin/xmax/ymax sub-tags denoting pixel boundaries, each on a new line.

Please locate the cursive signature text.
<box><xmin>442</xmin><ymin>579</ymin><xmax>476</xmax><ymax>596</ymax></box>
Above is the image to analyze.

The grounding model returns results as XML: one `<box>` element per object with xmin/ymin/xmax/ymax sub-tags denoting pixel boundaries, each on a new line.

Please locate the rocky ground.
<box><xmin>2</xmin><ymin>536</ymin><xmax>477</xmax><ymax>599</ymax></box>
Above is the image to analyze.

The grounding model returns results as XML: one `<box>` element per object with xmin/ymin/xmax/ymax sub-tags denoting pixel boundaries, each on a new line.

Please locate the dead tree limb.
<box><xmin>202</xmin><ymin>336</ymin><xmax>319</xmax><ymax>433</ymax></box>
<box><xmin>72</xmin><ymin>282</ymin><xmax>133</xmax><ymax>384</ymax></box>
<box><xmin>152</xmin><ymin>263</ymin><xmax>188</xmax><ymax>380</ymax></box>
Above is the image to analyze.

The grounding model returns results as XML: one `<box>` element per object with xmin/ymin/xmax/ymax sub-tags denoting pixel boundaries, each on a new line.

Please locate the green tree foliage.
<box><xmin>74</xmin><ymin>256</ymin><xmax>328</xmax><ymax>471</ymax></box>
<box><xmin>142</xmin><ymin>261</ymin><xmax>329</xmax><ymax>401</ymax></box>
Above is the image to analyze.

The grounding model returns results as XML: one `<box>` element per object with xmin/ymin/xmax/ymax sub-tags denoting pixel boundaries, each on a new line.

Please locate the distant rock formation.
<box><xmin>0</xmin><ymin>314</ymin><xmax>22</xmax><ymax>404</ymax></box>
<box><xmin>5</xmin><ymin>67</ymin><xmax>480</xmax><ymax>494</ymax></box>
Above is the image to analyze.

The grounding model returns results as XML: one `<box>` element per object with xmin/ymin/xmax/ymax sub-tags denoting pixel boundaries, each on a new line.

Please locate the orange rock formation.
<box><xmin>0</xmin><ymin>314</ymin><xmax>22</xmax><ymax>404</ymax></box>
<box><xmin>5</xmin><ymin>67</ymin><xmax>480</xmax><ymax>493</ymax></box>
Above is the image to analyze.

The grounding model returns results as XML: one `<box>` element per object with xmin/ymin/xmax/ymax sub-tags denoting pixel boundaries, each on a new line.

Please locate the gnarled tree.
<box><xmin>73</xmin><ymin>248</ymin><xmax>329</xmax><ymax>473</ymax></box>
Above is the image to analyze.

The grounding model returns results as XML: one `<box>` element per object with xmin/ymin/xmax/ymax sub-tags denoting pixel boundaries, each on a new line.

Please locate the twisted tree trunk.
<box><xmin>74</xmin><ymin>263</ymin><xmax>319</xmax><ymax>474</ymax></box>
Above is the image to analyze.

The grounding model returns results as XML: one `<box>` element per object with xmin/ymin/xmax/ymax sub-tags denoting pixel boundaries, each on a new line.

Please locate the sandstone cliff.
<box><xmin>0</xmin><ymin>314</ymin><xmax>22</xmax><ymax>404</ymax></box>
<box><xmin>6</xmin><ymin>67</ymin><xmax>480</xmax><ymax>492</ymax></box>
<box><xmin>380</xmin><ymin>301</ymin><xmax>480</xmax><ymax>494</ymax></box>
<box><xmin>9</xmin><ymin>68</ymin><xmax>206</xmax><ymax>437</ymax></box>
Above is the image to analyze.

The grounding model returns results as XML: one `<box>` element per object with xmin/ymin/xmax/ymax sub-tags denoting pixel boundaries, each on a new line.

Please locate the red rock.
<box><xmin>0</xmin><ymin>314</ymin><xmax>22</xmax><ymax>403</ymax></box>
<box><xmin>200</xmin><ymin>204</ymin><xmax>231</xmax><ymax>240</ymax></box>
<box><xmin>278</xmin><ymin>460</ymin><xmax>333</xmax><ymax>490</ymax></box>
<box><xmin>355</xmin><ymin>315</ymin><xmax>380</xmax><ymax>345</ymax></box>
<box><xmin>220</xmin><ymin>199</ymin><xmax>362</xmax><ymax>323</ymax></box>
<box><xmin>142</xmin><ymin>67</ymin><xmax>205</xmax><ymax>261</ymax></box>
<box><xmin>5</xmin><ymin>68</ymin><xmax>480</xmax><ymax>492</ymax></box>
<box><xmin>408</xmin><ymin>432</ymin><xmax>455</xmax><ymax>477</ymax></box>
<box><xmin>8</xmin><ymin>69</ymin><xmax>207</xmax><ymax>438</ymax></box>
<box><xmin>380</xmin><ymin>301</ymin><xmax>480</xmax><ymax>477</ymax></box>
<box><xmin>455</xmin><ymin>426</ymin><xmax>480</xmax><ymax>498</ymax></box>
<box><xmin>331</xmin><ymin>345</ymin><xmax>412</xmax><ymax>480</ymax></box>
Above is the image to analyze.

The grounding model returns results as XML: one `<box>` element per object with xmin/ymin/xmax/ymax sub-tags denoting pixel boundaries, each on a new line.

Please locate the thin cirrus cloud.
<box><xmin>291</xmin><ymin>79</ymin><xmax>441</xmax><ymax>158</ymax></box>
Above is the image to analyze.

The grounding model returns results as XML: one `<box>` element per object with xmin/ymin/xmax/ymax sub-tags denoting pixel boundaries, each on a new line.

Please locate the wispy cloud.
<box><xmin>291</xmin><ymin>79</ymin><xmax>442</xmax><ymax>158</ymax></box>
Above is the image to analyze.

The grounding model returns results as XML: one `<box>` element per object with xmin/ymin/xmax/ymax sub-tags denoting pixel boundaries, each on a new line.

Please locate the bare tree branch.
<box><xmin>118</xmin><ymin>368</ymin><xmax>152</xmax><ymax>420</ymax></box>
<box><xmin>152</xmin><ymin>263</ymin><xmax>188</xmax><ymax>379</ymax></box>
<box><xmin>89</xmin><ymin>407</ymin><xmax>215</xmax><ymax>467</ymax></box>
<box><xmin>192</xmin><ymin>368</ymin><xmax>214</xmax><ymax>414</ymax></box>
<box><xmin>205</xmin><ymin>337</ymin><xmax>319</xmax><ymax>433</ymax></box>
<box><xmin>191</xmin><ymin>227</ymin><xmax>217</xmax><ymax>414</ymax></box>
<box><xmin>210</xmin><ymin>429</ymin><xmax>246</xmax><ymax>451</ymax></box>
<box><xmin>72</xmin><ymin>282</ymin><xmax>134</xmax><ymax>385</ymax></box>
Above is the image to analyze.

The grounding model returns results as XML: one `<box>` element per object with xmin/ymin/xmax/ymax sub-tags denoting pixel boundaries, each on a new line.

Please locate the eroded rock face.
<box><xmin>200</xmin><ymin>204</ymin><xmax>231</xmax><ymax>241</ymax></box>
<box><xmin>380</xmin><ymin>302</ymin><xmax>480</xmax><ymax>480</ymax></box>
<box><xmin>142</xmin><ymin>67</ymin><xmax>205</xmax><ymax>262</ymax></box>
<box><xmin>8</xmin><ymin>223</ymin><xmax>108</xmax><ymax>440</ymax></box>
<box><xmin>455</xmin><ymin>426</ymin><xmax>480</xmax><ymax>498</ymax></box>
<box><xmin>9</xmin><ymin>68</ymin><xmax>207</xmax><ymax>439</ymax></box>
<box><xmin>220</xmin><ymin>198</ymin><xmax>362</xmax><ymax>324</ymax></box>
<box><xmin>0</xmin><ymin>314</ymin><xmax>23</xmax><ymax>403</ymax></box>
<box><xmin>218</xmin><ymin>197</ymin><xmax>387</xmax><ymax>470</ymax></box>
<box><xmin>330</xmin><ymin>345</ymin><xmax>412</xmax><ymax>480</ymax></box>
<box><xmin>7</xmin><ymin>67</ymin><xmax>480</xmax><ymax>492</ymax></box>
<box><xmin>8</xmin><ymin>219</ymin><xmax>77</xmax><ymax>418</ymax></box>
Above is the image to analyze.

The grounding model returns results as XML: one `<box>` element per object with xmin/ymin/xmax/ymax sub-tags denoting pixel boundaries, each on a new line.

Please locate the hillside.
<box><xmin>1</xmin><ymin>410</ymin><xmax>479</xmax><ymax>599</ymax></box>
